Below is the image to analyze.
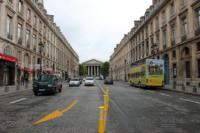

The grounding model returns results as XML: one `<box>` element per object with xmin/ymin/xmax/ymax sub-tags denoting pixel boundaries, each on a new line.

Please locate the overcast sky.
<box><xmin>45</xmin><ymin>0</ymin><xmax>152</xmax><ymax>63</ymax></box>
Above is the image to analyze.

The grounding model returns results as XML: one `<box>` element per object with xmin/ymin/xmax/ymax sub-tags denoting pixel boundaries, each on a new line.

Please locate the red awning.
<box><xmin>0</xmin><ymin>53</ymin><xmax>17</xmax><ymax>62</ymax></box>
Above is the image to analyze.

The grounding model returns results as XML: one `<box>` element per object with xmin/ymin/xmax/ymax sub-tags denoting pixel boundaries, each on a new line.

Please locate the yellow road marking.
<box><xmin>61</xmin><ymin>100</ymin><xmax>78</xmax><ymax>113</ymax></box>
<box><xmin>33</xmin><ymin>100</ymin><xmax>78</xmax><ymax>125</ymax></box>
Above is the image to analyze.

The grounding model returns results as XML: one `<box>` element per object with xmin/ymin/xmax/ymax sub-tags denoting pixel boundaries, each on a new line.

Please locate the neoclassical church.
<box><xmin>82</xmin><ymin>59</ymin><xmax>103</xmax><ymax>77</ymax></box>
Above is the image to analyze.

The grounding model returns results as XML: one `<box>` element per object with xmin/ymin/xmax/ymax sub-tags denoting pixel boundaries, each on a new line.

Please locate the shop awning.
<box><xmin>0</xmin><ymin>53</ymin><xmax>17</xmax><ymax>62</ymax></box>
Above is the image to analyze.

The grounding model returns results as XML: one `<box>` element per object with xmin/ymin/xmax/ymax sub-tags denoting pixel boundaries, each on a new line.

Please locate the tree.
<box><xmin>79</xmin><ymin>64</ymin><xmax>87</xmax><ymax>76</ymax></box>
<box><xmin>101</xmin><ymin>62</ymin><xmax>109</xmax><ymax>78</ymax></box>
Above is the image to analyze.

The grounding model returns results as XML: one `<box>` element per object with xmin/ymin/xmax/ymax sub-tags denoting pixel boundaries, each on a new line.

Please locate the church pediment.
<box><xmin>82</xmin><ymin>59</ymin><xmax>103</xmax><ymax>65</ymax></box>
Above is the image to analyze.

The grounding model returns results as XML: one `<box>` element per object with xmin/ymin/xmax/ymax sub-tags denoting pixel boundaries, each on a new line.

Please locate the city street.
<box><xmin>0</xmin><ymin>81</ymin><xmax>200</xmax><ymax>133</ymax></box>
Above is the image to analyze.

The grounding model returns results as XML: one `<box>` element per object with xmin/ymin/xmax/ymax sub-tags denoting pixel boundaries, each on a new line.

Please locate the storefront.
<box><xmin>0</xmin><ymin>53</ymin><xmax>17</xmax><ymax>86</ymax></box>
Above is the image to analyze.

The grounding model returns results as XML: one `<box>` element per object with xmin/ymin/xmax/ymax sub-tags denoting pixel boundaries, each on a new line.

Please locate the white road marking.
<box><xmin>10</xmin><ymin>98</ymin><xmax>27</xmax><ymax>104</ymax></box>
<box><xmin>180</xmin><ymin>98</ymin><xmax>200</xmax><ymax>105</ymax></box>
<box><xmin>159</xmin><ymin>93</ymin><xmax>172</xmax><ymax>97</ymax></box>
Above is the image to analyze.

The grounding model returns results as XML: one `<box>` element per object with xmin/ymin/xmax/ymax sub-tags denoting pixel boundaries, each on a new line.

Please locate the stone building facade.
<box><xmin>0</xmin><ymin>0</ymin><xmax>79</xmax><ymax>86</ymax></box>
<box><xmin>110</xmin><ymin>0</ymin><xmax>200</xmax><ymax>89</ymax></box>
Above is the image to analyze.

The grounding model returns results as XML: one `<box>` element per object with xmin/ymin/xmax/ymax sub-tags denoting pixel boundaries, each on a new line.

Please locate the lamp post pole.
<box><xmin>39</xmin><ymin>42</ymin><xmax>44</xmax><ymax>78</ymax></box>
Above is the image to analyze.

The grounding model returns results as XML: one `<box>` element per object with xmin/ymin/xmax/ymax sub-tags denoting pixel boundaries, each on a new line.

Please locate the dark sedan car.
<box><xmin>33</xmin><ymin>74</ymin><xmax>62</xmax><ymax>96</ymax></box>
<box><xmin>104</xmin><ymin>78</ymin><xmax>114</xmax><ymax>85</ymax></box>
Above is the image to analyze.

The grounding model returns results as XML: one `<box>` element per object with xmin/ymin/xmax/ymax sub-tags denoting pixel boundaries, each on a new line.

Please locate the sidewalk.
<box><xmin>0</xmin><ymin>83</ymin><xmax>33</xmax><ymax>96</ymax></box>
<box><xmin>163</xmin><ymin>84</ymin><xmax>200</xmax><ymax>96</ymax></box>
<box><xmin>114</xmin><ymin>81</ymin><xmax>200</xmax><ymax>96</ymax></box>
<box><xmin>0</xmin><ymin>82</ymin><xmax>69</xmax><ymax>96</ymax></box>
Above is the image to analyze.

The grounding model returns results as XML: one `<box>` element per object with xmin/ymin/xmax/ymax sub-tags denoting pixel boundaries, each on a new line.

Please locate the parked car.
<box><xmin>84</xmin><ymin>77</ymin><xmax>95</xmax><ymax>86</ymax></box>
<box><xmin>33</xmin><ymin>74</ymin><xmax>62</xmax><ymax>96</ymax></box>
<box><xmin>69</xmin><ymin>78</ymin><xmax>81</xmax><ymax>87</ymax></box>
<box><xmin>104</xmin><ymin>77</ymin><xmax>114</xmax><ymax>85</ymax></box>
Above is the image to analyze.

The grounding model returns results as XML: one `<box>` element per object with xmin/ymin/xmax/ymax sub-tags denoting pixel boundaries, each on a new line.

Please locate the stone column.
<box><xmin>88</xmin><ymin>66</ymin><xmax>89</xmax><ymax>76</ymax></box>
<box><xmin>94</xmin><ymin>66</ymin><xmax>96</xmax><ymax>76</ymax></box>
<box><xmin>97</xmin><ymin>66</ymin><xmax>100</xmax><ymax>76</ymax></box>
<box><xmin>91</xmin><ymin>66</ymin><xmax>93</xmax><ymax>76</ymax></box>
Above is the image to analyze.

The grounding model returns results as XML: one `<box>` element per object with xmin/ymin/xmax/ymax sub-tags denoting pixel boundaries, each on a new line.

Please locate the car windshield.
<box><xmin>86</xmin><ymin>77</ymin><xmax>93</xmax><ymax>80</ymax></box>
<box><xmin>39</xmin><ymin>75</ymin><xmax>54</xmax><ymax>82</ymax></box>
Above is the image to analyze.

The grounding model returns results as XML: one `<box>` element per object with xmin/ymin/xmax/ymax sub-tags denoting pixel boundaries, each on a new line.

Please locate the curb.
<box><xmin>162</xmin><ymin>88</ymin><xmax>200</xmax><ymax>96</ymax></box>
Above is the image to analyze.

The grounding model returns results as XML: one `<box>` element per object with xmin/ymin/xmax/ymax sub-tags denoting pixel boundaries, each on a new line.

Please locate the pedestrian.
<box><xmin>21</xmin><ymin>75</ymin><xmax>24</xmax><ymax>86</ymax></box>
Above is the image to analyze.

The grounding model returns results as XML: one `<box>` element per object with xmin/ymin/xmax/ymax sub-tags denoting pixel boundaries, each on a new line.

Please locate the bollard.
<box><xmin>104</xmin><ymin>95</ymin><xmax>109</xmax><ymax>112</ymax></box>
<box><xmin>98</xmin><ymin>106</ymin><xmax>105</xmax><ymax>133</ymax></box>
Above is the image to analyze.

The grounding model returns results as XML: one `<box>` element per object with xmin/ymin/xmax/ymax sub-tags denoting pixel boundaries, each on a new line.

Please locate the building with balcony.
<box><xmin>0</xmin><ymin>0</ymin><xmax>79</xmax><ymax>86</ymax></box>
<box><xmin>110</xmin><ymin>0</ymin><xmax>200</xmax><ymax>89</ymax></box>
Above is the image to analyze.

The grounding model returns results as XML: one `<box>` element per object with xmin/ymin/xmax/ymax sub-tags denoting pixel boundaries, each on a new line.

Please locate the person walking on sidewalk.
<box><xmin>21</xmin><ymin>75</ymin><xmax>24</xmax><ymax>86</ymax></box>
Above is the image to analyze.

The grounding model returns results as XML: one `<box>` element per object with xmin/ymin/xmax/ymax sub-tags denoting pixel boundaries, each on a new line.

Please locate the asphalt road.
<box><xmin>0</xmin><ymin>81</ymin><xmax>200</xmax><ymax>133</ymax></box>
<box><xmin>98</xmin><ymin>81</ymin><xmax>200</xmax><ymax>133</ymax></box>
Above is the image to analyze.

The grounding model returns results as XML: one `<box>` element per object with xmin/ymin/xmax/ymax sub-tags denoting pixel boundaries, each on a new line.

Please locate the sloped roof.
<box><xmin>82</xmin><ymin>59</ymin><xmax>103</xmax><ymax>65</ymax></box>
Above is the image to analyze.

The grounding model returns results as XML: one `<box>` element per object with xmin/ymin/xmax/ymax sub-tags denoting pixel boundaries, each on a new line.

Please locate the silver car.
<box><xmin>84</xmin><ymin>77</ymin><xmax>95</xmax><ymax>86</ymax></box>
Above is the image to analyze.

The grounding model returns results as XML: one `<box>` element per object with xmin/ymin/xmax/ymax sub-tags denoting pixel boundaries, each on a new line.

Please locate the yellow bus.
<box><xmin>128</xmin><ymin>59</ymin><xmax>164</xmax><ymax>88</ymax></box>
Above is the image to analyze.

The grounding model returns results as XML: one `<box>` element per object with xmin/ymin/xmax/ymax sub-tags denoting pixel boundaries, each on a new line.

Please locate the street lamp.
<box><xmin>38</xmin><ymin>41</ymin><xmax>44</xmax><ymax>77</ymax></box>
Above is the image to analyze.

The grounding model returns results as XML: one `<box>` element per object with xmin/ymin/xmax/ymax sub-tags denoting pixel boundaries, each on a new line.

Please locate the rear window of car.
<box><xmin>71</xmin><ymin>79</ymin><xmax>79</xmax><ymax>81</ymax></box>
<box><xmin>39</xmin><ymin>75</ymin><xmax>54</xmax><ymax>82</ymax></box>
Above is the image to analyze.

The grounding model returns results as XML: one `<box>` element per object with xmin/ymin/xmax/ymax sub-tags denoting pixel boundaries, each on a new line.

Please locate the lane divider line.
<box><xmin>33</xmin><ymin>99</ymin><xmax>78</xmax><ymax>125</ymax></box>
<box><xmin>10</xmin><ymin>98</ymin><xmax>27</xmax><ymax>104</ymax></box>
<box><xmin>180</xmin><ymin>98</ymin><xmax>200</xmax><ymax>105</ymax></box>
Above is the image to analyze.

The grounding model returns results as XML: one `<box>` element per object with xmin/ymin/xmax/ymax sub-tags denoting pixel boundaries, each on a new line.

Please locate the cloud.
<box><xmin>45</xmin><ymin>0</ymin><xmax>152</xmax><ymax>63</ymax></box>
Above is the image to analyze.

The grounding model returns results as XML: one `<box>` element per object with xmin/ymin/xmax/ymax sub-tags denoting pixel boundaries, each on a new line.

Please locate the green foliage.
<box><xmin>101</xmin><ymin>62</ymin><xmax>109</xmax><ymax>78</ymax></box>
<box><xmin>79</xmin><ymin>64</ymin><xmax>87</xmax><ymax>76</ymax></box>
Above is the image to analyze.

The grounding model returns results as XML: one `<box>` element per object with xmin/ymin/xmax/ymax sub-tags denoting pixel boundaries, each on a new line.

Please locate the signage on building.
<box><xmin>0</xmin><ymin>53</ymin><xmax>17</xmax><ymax>62</ymax></box>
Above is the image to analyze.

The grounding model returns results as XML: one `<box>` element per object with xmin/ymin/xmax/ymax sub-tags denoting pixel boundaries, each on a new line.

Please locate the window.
<box><xmin>17</xmin><ymin>23</ymin><xmax>22</xmax><ymax>44</ymax></box>
<box><xmin>8</xmin><ymin>0</ymin><xmax>13</xmax><ymax>4</ymax></box>
<box><xmin>162</xmin><ymin>29</ymin><xmax>167</xmax><ymax>49</ymax></box>
<box><xmin>185</xmin><ymin>61</ymin><xmax>191</xmax><ymax>78</ymax></box>
<box><xmin>25</xmin><ymin>30</ymin><xmax>30</xmax><ymax>46</ymax></box>
<box><xmin>6</xmin><ymin>15</ymin><xmax>12</xmax><ymax>40</ymax></box>
<box><xmin>170</xmin><ymin>24</ymin><xmax>176</xmax><ymax>45</ymax></box>
<box><xmin>180</xmin><ymin>0</ymin><xmax>186</xmax><ymax>7</ymax></box>
<box><xmin>4</xmin><ymin>46</ymin><xmax>12</xmax><ymax>55</ymax></box>
<box><xmin>172</xmin><ymin>50</ymin><xmax>176</xmax><ymax>58</ymax></box>
<box><xmin>198</xmin><ymin>59</ymin><xmax>200</xmax><ymax>78</ymax></box>
<box><xmin>162</xmin><ymin>10</ymin><xmax>166</xmax><ymax>24</ymax></box>
<box><xmin>32</xmin><ymin>34</ymin><xmax>37</xmax><ymax>46</ymax></box>
<box><xmin>18</xmin><ymin>0</ymin><xmax>23</xmax><ymax>13</ymax></box>
<box><xmin>170</xmin><ymin>1</ymin><xmax>175</xmax><ymax>14</ymax></box>
<box><xmin>26</xmin><ymin>8</ymin><xmax>31</xmax><ymax>21</ymax></box>
<box><xmin>33</xmin><ymin>15</ymin><xmax>37</xmax><ymax>26</ymax></box>
<box><xmin>197</xmin><ymin>42</ymin><xmax>200</xmax><ymax>51</ymax></box>
<box><xmin>155</xmin><ymin>16</ymin><xmax>159</xmax><ymax>30</ymax></box>
<box><xmin>181</xmin><ymin>17</ymin><xmax>187</xmax><ymax>37</ymax></box>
